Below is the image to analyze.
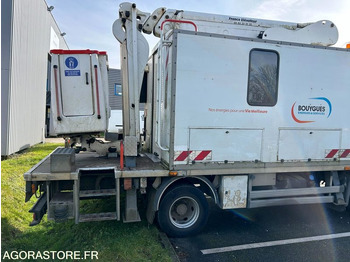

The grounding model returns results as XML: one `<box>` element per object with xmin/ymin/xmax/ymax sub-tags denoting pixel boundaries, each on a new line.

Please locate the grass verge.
<box><xmin>1</xmin><ymin>143</ymin><xmax>172</xmax><ymax>262</ymax></box>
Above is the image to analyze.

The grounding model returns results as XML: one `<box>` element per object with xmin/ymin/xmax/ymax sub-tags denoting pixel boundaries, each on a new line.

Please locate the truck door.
<box><xmin>59</xmin><ymin>54</ymin><xmax>94</xmax><ymax>116</ymax></box>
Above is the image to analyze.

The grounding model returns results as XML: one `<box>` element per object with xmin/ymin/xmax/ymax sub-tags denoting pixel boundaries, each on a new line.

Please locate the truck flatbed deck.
<box><xmin>24</xmin><ymin>149</ymin><xmax>169</xmax><ymax>182</ymax></box>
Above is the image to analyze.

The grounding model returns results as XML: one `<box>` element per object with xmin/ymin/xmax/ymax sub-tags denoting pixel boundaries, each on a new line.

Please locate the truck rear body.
<box><xmin>150</xmin><ymin>30</ymin><xmax>350</xmax><ymax>169</ymax></box>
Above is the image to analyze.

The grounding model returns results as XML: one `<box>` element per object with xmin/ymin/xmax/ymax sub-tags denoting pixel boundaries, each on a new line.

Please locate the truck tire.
<box><xmin>157</xmin><ymin>185</ymin><xmax>209</xmax><ymax>237</ymax></box>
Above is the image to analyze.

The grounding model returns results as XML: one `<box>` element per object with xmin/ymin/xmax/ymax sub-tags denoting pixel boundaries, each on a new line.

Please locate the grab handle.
<box><xmin>160</xmin><ymin>19</ymin><xmax>198</xmax><ymax>32</ymax></box>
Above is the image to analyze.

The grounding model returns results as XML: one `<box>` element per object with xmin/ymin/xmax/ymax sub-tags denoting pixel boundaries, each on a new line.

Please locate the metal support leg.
<box><xmin>123</xmin><ymin>188</ymin><xmax>141</xmax><ymax>223</ymax></box>
<box><xmin>344</xmin><ymin>175</ymin><xmax>350</xmax><ymax>207</ymax></box>
<box><xmin>332</xmin><ymin>171</ymin><xmax>345</xmax><ymax>205</ymax></box>
<box><xmin>116</xmin><ymin>178</ymin><xmax>120</xmax><ymax>221</ymax></box>
<box><xmin>46</xmin><ymin>182</ymin><xmax>51</xmax><ymax>220</ymax></box>
<box><xmin>73</xmin><ymin>178</ymin><xmax>80</xmax><ymax>224</ymax></box>
<box><xmin>247</xmin><ymin>174</ymin><xmax>254</xmax><ymax>208</ymax></box>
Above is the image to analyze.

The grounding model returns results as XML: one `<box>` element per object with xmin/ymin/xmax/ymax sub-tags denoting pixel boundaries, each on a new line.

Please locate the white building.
<box><xmin>1</xmin><ymin>0</ymin><xmax>68</xmax><ymax>156</ymax></box>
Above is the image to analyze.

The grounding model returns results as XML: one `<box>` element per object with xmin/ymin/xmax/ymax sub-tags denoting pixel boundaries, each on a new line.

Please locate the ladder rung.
<box><xmin>79</xmin><ymin>212</ymin><xmax>117</xmax><ymax>222</ymax></box>
<box><xmin>79</xmin><ymin>189</ymin><xmax>116</xmax><ymax>198</ymax></box>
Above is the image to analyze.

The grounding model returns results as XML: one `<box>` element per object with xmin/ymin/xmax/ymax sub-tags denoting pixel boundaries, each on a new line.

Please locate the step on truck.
<box><xmin>24</xmin><ymin>2</ymin><xmax>350</xmax><ymax>237</ymax></box>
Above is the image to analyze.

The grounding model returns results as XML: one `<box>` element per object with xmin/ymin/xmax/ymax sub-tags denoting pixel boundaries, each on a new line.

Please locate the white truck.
<box><xmin>25</xmin><ymin>2</ymin><xmax>350</xmax><ymax>237</ymax></box>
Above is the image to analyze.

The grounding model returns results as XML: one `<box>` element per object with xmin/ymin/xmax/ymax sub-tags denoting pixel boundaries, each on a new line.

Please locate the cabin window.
<box><xmin>247</xmin><ymin>49</ymin><xmax>279</xmax><ymax>106</ymax></box>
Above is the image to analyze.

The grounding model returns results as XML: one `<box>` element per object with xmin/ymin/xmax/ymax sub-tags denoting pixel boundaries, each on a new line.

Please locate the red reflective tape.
<box><xmin>51</xmin><ymin>49</ymin><xmax>107</xmax><ymax>55</ymax></box>
<box><xmin>175</xmin><ymin>151</ymin><xmax>192</xmax><ymax>161</ymax></box>
<box><xmin>340</xmin><ymin>149</ymin><xmax>350</xmax><ymax>158</ymax></box>
<box><xmin>165</xmin><ymin>50</ymin><xmax>169</xmax><ymax>65</ymax></box>
<box><xmin>94</xmin><ymin>65</ymin><xmax>101</xmax><ymax>119</ymax></box>
<box><xmin>120</xmin><ymin>140</ymin><xmax>124</xmax><ymax>171</ymax></box>
<box><xmin>53</xmin><ymin>66</ymin><xmax>61</xmax><ymax>120</ymax></box>
<box><xmin>194</xmin><ymin>150</ymin><xmax>211</xmax><ymax>161</ymax></box>
<box><xmin>325</xmin><ymin>149</ymin><xmax>338</xmax><ymax>158</ymax></box>
<box><xmin>165</xmin><ymin>50</ymin><xmax>169</xmax><ymax>82</ymax></box>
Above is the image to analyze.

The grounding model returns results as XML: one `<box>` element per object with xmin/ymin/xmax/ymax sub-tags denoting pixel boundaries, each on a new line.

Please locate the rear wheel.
<box><xmin>157</xmin><ymin>185</ymin><xmax>209</xmax><ymax>237</ymax></box>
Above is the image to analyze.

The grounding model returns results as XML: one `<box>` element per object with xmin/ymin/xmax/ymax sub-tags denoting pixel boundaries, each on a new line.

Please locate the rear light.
<box><xmin>169</xmin><ymin>171</ymin><xmax>178</xmax><ymax>176</ymax></box>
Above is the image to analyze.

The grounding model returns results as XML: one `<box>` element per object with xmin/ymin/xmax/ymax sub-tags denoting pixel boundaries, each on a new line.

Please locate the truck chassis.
<box><xmin>25</xmin><ymin>147</ymin><xmax>350</xmax><ymax>237</ymax></box>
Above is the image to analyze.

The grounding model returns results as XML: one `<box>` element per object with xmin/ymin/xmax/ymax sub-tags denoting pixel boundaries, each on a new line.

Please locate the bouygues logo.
<box><xmin>291</xmin><ymin>97</ymin><xmax>332</xmax><ymax>123</ymax></box>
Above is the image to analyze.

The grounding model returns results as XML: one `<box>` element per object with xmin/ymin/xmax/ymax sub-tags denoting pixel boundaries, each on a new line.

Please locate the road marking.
<box><xmin>201</xmin><ymin>232</ymin><xmax>350</xmax><ymax>255</ymax></box>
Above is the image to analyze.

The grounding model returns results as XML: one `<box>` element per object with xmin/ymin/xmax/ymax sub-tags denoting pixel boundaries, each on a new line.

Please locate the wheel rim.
<box><xmin>169</xmin><ymin>196</ymin><xmax>200</xmax><ymax>229</ymax></box>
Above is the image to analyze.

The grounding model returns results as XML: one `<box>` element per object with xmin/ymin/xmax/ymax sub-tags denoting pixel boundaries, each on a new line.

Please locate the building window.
<box><xmin>247</xmin><ymin>49</ymin><xmax>279</xmax><ymax>106</ymax></box>
<box><xmin>114</xmin><ymin>84</ymin><xmax>122</xmax><ymax>96</ymax></box>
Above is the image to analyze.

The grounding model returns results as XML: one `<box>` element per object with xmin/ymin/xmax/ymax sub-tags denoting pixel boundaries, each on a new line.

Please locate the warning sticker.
<box><xmin>65</xmin><ymin>70</ymin><xmax>80</xmax><ymax>76</ymax></box>
<box><xmin>64</xmin><ymin>56</ymin><xmax>80</xmax><ymax>76</ymax></box>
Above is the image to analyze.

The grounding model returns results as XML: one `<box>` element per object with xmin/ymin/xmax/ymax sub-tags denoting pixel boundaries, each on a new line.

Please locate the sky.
<box><xmin>46</xmin><ymin>0</ymin><xmax>350</xmax><ymax>69</ymax></box>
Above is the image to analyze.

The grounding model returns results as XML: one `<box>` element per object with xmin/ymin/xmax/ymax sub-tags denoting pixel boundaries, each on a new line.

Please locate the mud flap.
<box><xmin>29</xmin><ymin>192</ymin><xmax>47</xmax><ymax>226</ymax></box>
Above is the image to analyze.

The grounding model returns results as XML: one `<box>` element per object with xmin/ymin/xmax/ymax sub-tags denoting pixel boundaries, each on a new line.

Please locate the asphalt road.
<box><xmin>169</xmin><ymin>202</ymin><xmax>350</xmax><ymax>262</ymax></box>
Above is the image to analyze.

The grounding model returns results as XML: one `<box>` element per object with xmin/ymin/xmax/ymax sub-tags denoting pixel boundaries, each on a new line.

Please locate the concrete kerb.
<box><xmin>159</xmin><ymin>232</ymin><xmax>181</xmax><ymax>262</ymax></box>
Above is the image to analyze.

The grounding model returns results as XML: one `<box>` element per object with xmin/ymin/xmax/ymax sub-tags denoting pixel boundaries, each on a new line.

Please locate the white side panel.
<box><xmin>278</xmin><ymin>129</ymin><xmax>341</xmax><ymax>161</ymax></box>
<box><xmin>172</xmin><ymin>32</ymin><xmax>350</xmax><ymax>165</ymax></box>
<box><xmin>189</xmin><ymin>128</ymin><xmax>263</xmax><ymax>162</ymax></box>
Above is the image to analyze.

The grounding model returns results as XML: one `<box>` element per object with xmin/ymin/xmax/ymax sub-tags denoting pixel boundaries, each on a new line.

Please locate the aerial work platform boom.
<box><xmin>143</xmin><ymin>6</ymin><xmax>338</xmax><ymax>46</ymax></box>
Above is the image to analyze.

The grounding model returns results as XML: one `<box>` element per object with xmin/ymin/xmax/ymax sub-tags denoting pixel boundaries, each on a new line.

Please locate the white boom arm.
<box><xmin>144</xmin><ymin>8</ymin><xmax>338</xmax><ymax>46</ymax></box>
<box><xmin>113</xmin><ymin>3</ymin><xmax>150</xmax><ymax>160</ymax></box>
